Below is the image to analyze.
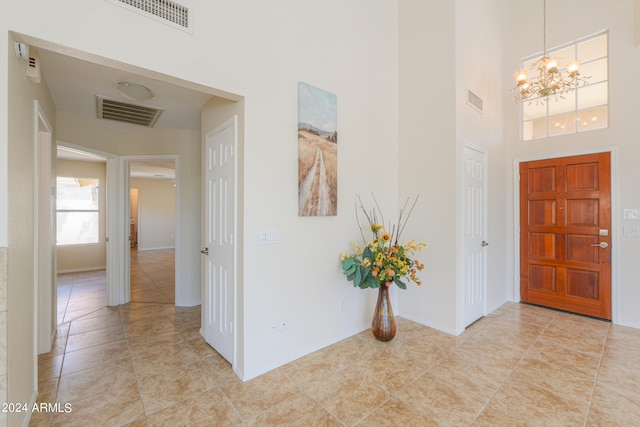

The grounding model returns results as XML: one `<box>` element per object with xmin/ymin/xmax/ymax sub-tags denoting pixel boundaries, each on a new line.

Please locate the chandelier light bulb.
<box><xmin>544</xmin><ymin>56</ymin><xmax>559</xmax><ymax>73</ymax></box>
<box><xmin>566</xmin><ymin>60</ymin><xmax>580</xmax><ymax>75</ymax></box>
<box><xmin>514</xmin><ymin>69</ymin><xmax>529</xmax><ymax>83</ymax></box>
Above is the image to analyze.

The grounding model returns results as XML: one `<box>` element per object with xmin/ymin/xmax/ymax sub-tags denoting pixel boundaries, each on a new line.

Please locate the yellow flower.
<box><xmin>362</xmin><ymin>258</ymin><xmax>371</xmax><ymax>268</ymax></box>
<box><xmin>381</xmin><ymin>232</ymin><xmax>391</xmax><ymax>242</ymax></box>
<box><xmin>371</xmin><ymin>224</ymin><xmax>383</xmax><ymax>233</ymax></box>
<box><xmin>340</xmin><ymin>253</ymin><xmax>349</xmax><ymax>261</ymax></box>
<box><xmin>352</xmin><ymin>242</ymin><xmax>363</xmax><ymax>254</ymax></box>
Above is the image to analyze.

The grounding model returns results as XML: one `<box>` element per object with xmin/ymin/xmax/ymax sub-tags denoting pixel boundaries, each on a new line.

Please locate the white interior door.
<box><xmin>203</xmin><ymin>117</ymin><xmax>236</xmax><ymax>363</ymax></box>
<box><xmin>463</xmin><ymin>144</ymin><xmax>487</xmax><ymax>327</ymax></box>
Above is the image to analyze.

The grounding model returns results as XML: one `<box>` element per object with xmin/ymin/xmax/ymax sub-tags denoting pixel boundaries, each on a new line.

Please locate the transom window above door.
<box><xmin>520</xmin><ymin>31</ymin><xmax>608</xmax><ymax>141</ymax></box>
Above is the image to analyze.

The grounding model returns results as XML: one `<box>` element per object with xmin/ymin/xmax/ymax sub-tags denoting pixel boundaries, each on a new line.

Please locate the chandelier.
<box><xmin>512</xmin><ymin>0</ymin><xmax>590</xmax><ymax>103</ymax></box>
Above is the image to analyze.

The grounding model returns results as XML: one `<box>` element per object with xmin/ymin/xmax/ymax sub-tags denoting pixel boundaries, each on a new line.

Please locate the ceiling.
<box><xmin>39</xmin><ymin>48</ymin><xmax>212</xmax><ymax>179</ymax></box>
<box><xmin>39</xmin><ymin>48</ymin><xmax>213</xmax><ymax>132</ymax></box>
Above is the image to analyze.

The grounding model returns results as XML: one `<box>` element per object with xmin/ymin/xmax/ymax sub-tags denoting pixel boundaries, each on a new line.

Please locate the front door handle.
<box><xmin>481</xmin><ymin>241</ymin><xmax>489</xmax><ymax>247</ymax></box>
<box><xmin>201</xmin><ymin>247</ymin><xmax>209</xmax><ymax>255</ymax></box>
<box><xmin>591</xmin><ymin>242</ymin><xmax>609</xmax><ymax>249</ymax></box>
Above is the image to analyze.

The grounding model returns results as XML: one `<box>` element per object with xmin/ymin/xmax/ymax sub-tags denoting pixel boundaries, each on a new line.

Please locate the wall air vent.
<box><xmin>96</xmin><ymin>96</ymin><xmax>163</xmax><ymax>127</ymax></box>
<box><xmin>106</xmin><ymin>0</ymin><xmax>191</xmax><ymax>32</ymax></box>
<box><xmin>467</xmin><ymin>89</ymin><xmax>484</xmax><ymax>114</ymax></box>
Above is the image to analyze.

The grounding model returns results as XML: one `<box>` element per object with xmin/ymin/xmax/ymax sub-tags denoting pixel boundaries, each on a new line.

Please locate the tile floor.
<box><xmin>31</xmin><ymin>251</ymin><xmax>640</xmax><ymax>425</ymax></box>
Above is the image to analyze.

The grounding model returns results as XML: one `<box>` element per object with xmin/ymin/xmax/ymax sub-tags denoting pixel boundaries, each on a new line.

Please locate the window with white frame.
<box><xmin>521</xmin><ymin>31</ymin><xmax>608</xmax><ymax>141</ymax></box>
<box><xmin>56</xmin><ymin>177</ymin><xmax>100</xmax><ymax>246</ymax></box>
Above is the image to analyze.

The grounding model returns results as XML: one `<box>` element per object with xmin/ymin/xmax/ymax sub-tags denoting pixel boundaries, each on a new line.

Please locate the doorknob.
<box><xmin>201</xmin><ymin>247</ymin><xmax>209</xmax><ymax>255</ymax></box>
<box><xmin>591</xmin><ymin>242</ymin><xmax>609</xmax><ymax>249</ymax></box>
<box><xmin>481</xmin><ymin>241</ymin><xmax>489</xmax><ymax>247</ymax></box>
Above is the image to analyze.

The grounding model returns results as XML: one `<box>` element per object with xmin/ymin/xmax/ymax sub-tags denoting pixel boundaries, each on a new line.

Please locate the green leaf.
<box><xmin>394</xmin><ymin>276</ymin><xmax>407</xmax><ymax>290</ymax></box>
<box><xmin>342</xmin><ymin>258</ymin><xmax>358</xmax><ymax>270</ymax></box>
<box><xmin>363</xmin><ymin>246</ymin><xmax>374</xmax><ymax>260</ymax></box>
<box><xmin>344</xmin><ymin>264</ymin><xmax>357</xmax><ymax>275</ymax></box>
<box><xmin>353</xmin><ymin>267</ymin><xmax>363</xmax><ymax>286</ymax></box>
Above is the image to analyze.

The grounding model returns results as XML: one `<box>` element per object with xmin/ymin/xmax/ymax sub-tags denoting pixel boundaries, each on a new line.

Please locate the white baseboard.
<box><xmin>57</xmin><ymin>266</ymin><xmax>106</xmax><ymax>274</ymax></box>
<box><xmin>137</xmin><ymin>246</ymin><xmax>175</xmax><ymax>252</ymax></box>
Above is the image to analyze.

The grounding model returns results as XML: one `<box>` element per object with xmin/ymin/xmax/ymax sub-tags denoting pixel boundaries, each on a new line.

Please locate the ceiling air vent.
<box><xmin>467</xmin><ymin>89</ymin><xmax>484</xmax><ymax>114</ymax></box>
<box><xmin>107</xmin><ymin>0</ymin><xmax>191</xmax><ymax>31</ymax></box>
<box><xmin>96</xmin><ymin>96</ymin><xmax>163</xmax><ymax>127</ymax></box>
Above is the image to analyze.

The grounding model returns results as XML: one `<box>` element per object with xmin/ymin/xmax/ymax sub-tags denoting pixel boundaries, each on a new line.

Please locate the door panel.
<box><xmin>520</xmin><ymin>152</ymin><xmax>611</xmax><ymax>319</ymax></box>
<box><xmin>463</xmin><ymin>145</ymin><xmax>487</xmax><ymax>327</ymax></box>
<box><xmin>203</xmin><ymin>118</ymin><xmax>236</xmax><ymax>363</ymax></box>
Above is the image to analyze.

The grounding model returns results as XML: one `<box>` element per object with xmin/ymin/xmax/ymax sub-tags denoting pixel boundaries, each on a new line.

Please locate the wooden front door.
<box><xmin>520</xmin><ymin>152</ymin><xmax>611</xmax><ymax>319</ymax></box>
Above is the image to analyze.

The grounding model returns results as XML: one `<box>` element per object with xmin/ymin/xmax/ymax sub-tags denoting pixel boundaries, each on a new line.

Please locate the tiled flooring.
<box><xmin>32</xmin><ymin>254</ymin><xmax>640</xmax><ymax>425</ymax></box>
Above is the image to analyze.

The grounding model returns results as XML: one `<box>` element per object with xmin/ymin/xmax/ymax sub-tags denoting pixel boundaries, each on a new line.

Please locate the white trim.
<box><xmin>34</xmin><ymin>101</ymin><xmax>54</xmax><ymax>360</ymax></box>
<box><xmin>137</xmin><ymin>246</ymin><xmax>176</xmax><ymax>251</ymax></box>
<box><xmin>512</xmin><ymin>146</ymin><xmax>619</xmax><ymax>323</ymax></box>
<box><xmin>57</xmin><ymin>266</ymin><xmax>107</xmax><ymax>274</ymax></box>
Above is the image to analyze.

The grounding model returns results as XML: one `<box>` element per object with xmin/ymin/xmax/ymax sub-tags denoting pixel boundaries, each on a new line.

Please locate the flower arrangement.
<box><xmin>340</xmin><ymin>195</ymin><xmax>427</xmax><ymax>289</ymax></box>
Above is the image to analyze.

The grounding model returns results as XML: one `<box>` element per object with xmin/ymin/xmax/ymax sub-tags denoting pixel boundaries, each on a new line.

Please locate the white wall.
<box><xmin>504</xmin><ymin>0</ymin><xmax>640</xmax><ymax>328</ymax></box>
<box><xmin>397</xmin><ymin>0</ymin><xmax>458</xmax><ymax>334</ymax></box>
<box><xmin>454</xmin><ymin>0</ymin><xmax>510</xmax><ymax>328</ymax></box>
<box><xmin>130</xmin><ymin>178</ymin><xmax>176</xmax><ymax>250</ymax></box>
<box><xmin>56</xmin><ymin>159</ymin><xmax>107</xmax><ymax>272</ymax></box>
<box><xmin>6</xmin><ymin>40</ymin><xmax>57</xmax><ymax>426</ymax></box>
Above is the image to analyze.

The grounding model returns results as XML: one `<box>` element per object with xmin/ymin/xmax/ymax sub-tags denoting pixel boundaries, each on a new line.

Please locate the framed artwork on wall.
<box><xmin>298</xmin><ymin>82</ymin><xmax>338</xmax><ymax>216</ymax></box>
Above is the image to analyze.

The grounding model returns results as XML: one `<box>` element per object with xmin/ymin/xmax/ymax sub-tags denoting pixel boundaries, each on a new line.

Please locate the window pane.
<box><xmin>548</xmin><ymin>92</ymin><xmax>576</xmax><ymax>116</ymax></box>
<box><xmin>577</xmin><ymin>82</ymin><xmax>608</xmax><ymax>109</ymax></box>
<box><xmin>57</xmin><ymin>212</ymin><xmax>99</xmax><ymax>245</ymax></box>
<box><xmin>549</xmin><ymin>112</ymin><xmax>577</xmax><ymax>136</ymax></box>
<box><xmin>523</xmin><ymin>100</ymin><xmax>547</xmax><ymax>120</ymax></box>
<box><xmin>523</xmin><ymin>118</ymin><xmax>548</xmax><ymax>140</ymax></box>
<box><xmin>579</xmin><ymin>34</ymin><xmax>607</xmax><ymax>62</ymax></box>
<box><xmin>550</xmin><ymin>46</ymin><xmax>576</xmax><ymax>64</ymax></box>
<box><xmin>579</xmin><ymin>58</ymin><xmax>607</xmax><ymax>84</ymax></box>
<box><xmin>578</xmin><ymin>106</ymin><xmax>608</xmax><ymax>132</ymax></box>
<box><xmin>57</xmin><ymin>177</ymin><xmax>99</xmax><ymax>210</ymax></box>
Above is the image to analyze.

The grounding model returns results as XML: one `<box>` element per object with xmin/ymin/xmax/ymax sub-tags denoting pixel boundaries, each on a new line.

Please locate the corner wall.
<box><xmin>7</xmin><ymin>39</ymin><xmax>56</xmax><ymax>426</ymax></box>
<box><xmin>397</xmin><ymin>0</ymin><xmax>458</xmax><ymax>334</ymax></box>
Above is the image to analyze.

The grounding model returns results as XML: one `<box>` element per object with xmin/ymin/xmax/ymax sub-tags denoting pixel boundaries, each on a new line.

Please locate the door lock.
<box><xmin>201</xmin><ymin>247</ymin><xmax>209</xmax><ymax>255</ymax></box>
<box><xmin>481</xmin><ymin>241</ymin><xmax>489</xmax><ymax>247</ymax></box>
<box><xmin>591</xmin><ymin>242</ymin><xmax>609</xmax><ymax>249</ymax></box>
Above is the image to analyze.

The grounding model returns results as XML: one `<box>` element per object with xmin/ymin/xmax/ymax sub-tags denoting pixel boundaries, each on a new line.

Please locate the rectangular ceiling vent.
<box><xmin>106</xmin><ymin>0</ymin><xmax>191</xmax><ymax>32</ymax></box>
<box><xmin>96</xmin><ymin>96</ymin><xmax>163</xmax><ymax>127</ymax></box>
<box><xmin>467</xmin><ymin>89</ymin><xmax>484</xmax><ymax>114</ymax></box>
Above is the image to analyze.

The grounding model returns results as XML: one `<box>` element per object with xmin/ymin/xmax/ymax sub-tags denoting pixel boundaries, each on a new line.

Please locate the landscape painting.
<box><xmin>298</xmin><ymin>82</ymin><xmax>338</xmax><ymax>216</ymax></box>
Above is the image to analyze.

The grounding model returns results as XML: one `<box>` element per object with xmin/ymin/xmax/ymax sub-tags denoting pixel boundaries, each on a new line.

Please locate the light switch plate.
<box><xmin>623</xmin><ymin>225</ymin><xmax>640</xmax><ymax>237</ymax></box>
<box><xmin>259</xmin><ymin>229</ymin><xmax>278</xmax><ymax>245</ymax></box>
<box><xmin>623</xmin><ymin>209</ymin><xmax>639</xmax><ymax>220</ymax></box>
